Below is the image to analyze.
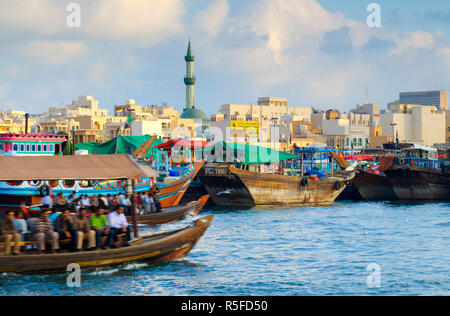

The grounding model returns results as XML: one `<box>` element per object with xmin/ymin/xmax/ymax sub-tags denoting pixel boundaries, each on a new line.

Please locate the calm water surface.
<box><xmin>0</xmin><ymin>201</ymin><xmax>449</xmax><ymax>296</ymax></box>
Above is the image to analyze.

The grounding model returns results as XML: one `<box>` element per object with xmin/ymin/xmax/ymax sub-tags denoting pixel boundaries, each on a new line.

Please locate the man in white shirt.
<box><xmin>108</xmin><ymin>206</ymin><xmax>131</xmax><ymax>247</ymax></box>
<box><xmin>81</xmin><ymin>195</ymin><xmax>91</xmax><ymax>207</ymax></box>
<box><xmin>41</xmin><ymin>194</ymin><xmax>53</xmax><ymax>209</ymax></box>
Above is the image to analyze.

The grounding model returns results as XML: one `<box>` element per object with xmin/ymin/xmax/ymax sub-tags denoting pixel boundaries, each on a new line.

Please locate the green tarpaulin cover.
<box><xmin>201</xmin><ymin>141</ymin><xmax>297</xmax><ymax>165</ymax></box>
<box><xmin>75</xmin><ymin>135</ymin><xmax>163</xmax><ymax>158</ymax></box>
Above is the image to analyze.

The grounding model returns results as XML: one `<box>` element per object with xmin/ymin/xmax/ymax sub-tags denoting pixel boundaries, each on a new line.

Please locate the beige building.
<box><xmin>319</xmin><ymin>114</ymin><xmax>371</xmax><ymax>149</ymax></box>
<box><xmin>369</xmin><ymin>126</ymin><xmax>392</xmax><ymax>148</ymax></box>
<box><xmin>218</xmin><ymin>97</ymin><xmax>311</xmax><ymax>123</ymax></box>
<box><xmin>114</xmin><ymin>99</ymin><xmax>180</xmax><ymax>121</ymax></box>
<box><xmin>39</xmin><ymin>119</ymin><xmax>80</xmax><ymax>134</ymax></box>
<box><xmin>351</xmin><ymin>103</ymin><xmax>381</xmax><ymax>126</ymax></box>
<box><xmin>105</xmin><ymin>122</ymin><xmax>130</xmax><ymax>140</ymax></box>
<box><xmin>74</xmin><ymin>129</ymin><xmax>100</xmax><ymax>144</ymax></box>
<box><xmin>131</xmin><ymin>119</ymin><xmax>172</xmax><ymax>139</ymax></box>
<box><xmin>211</xmin><ymin>97</ymin><xmax>311</xmax><ymax>145</ymax></box>
<box><xmin>446</xmin><ymin>110</ymin><xmax>450</xmax><ymax>143</ymax></box>
<box><xmin>380</xmin><ymin>104</ymin><xmax>446</xmax><ymax>146</ymax></box>
<box><xmin>0</xmin><ymin>110</ymin><xmax>38</xmax><ymax>133</ymax></box>
<box><xmin>48</xmin><ymin>96</ymin><xmax>108</xmax><ymax>117</ymax></box>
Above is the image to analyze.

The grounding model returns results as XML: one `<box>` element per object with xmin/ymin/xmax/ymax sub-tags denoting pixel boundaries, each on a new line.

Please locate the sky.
<box><xmin>0</xmin><ymin>0</ymin><xmax>449</xmax><ymax>115</ymax></box>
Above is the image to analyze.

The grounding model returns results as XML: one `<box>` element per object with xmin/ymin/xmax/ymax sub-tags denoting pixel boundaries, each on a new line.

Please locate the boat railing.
<box><xmin>394</xmin><ymin>156</ymin><xmax>442</xmax><ymax>170</ymax></box>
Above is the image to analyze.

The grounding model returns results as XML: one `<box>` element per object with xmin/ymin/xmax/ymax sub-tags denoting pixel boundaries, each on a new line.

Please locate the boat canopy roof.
<box><xmin>0</xmin><ymin>154</ymin><xmax>157</xmax><ymax>181</ymax></box>
<box><xmin>202</xmin><ymin>141</ymin><xmax>298</xmax><ymax>165</ymax></box>
<box><xmin>75</xmin><ymin>135</ymin><xmax>163</xmax><ymax>157</ymax></box>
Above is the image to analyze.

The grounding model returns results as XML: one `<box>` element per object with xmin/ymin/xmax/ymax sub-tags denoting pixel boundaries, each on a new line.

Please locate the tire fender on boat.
<box><xmin>39</xmin><ymin>184</ymin><xmax>50</xmax><ymax>197</ymax></box>
<box><xmin>300</xmin><ymin>177</ymin><xmax>309</xmax><ymax>186</ymax></box>
<box><xmin>334</xmin><ymin>181</ymin><xmax>342</xmax><ymax>191</ymax></box>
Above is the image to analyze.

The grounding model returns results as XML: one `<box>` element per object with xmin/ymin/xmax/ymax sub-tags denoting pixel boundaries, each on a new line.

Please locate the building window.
<box><xmin>43</xmin><ymin>144</ymin><xmax>48</xmax><ymax>152</ymax></box>
<box><xmin>13</xmin><ymin>144</ymin><xmax>19</xmax><ymax>151</ymax></box>
<box><xmin>20</xmin><ymin>144</ymin><xmax>25</xmax><ymax>152</ymax></box>
<box><xmin>37</xmin><ymin>145</ymin><xmax>42</xmax><ymax>152</ymax></box>
<box><xmin>32</xmin><ymin>145</ymin><xmax>36</xmax><ymax>152</ymax></box>
<box><xmin>26</xmin><ymin>144</ymin><xmax>30</xmax><ymax>152</ymax></box>
<box><xmin>0</xmin><ymin>144</ymin><xmax>3</xmax><ymax>151</ymax></box>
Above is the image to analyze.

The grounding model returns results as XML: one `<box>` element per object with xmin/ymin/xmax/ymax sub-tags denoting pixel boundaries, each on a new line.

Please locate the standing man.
<box><xmin>41</xmin><ymin>193</ymin><xmax>54</xmax><ymax>210</ymax></box>
<box><xmin>0</xmin><ymin>211</ymin><xmax>21</xmax><ymax>255</ymax></box>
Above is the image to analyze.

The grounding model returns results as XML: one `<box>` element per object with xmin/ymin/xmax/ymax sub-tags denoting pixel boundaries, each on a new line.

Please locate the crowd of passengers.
<box><xmin>0</xmin><ymin>191</ymin><xmax>163</xmax><ymax>256</ymax></box>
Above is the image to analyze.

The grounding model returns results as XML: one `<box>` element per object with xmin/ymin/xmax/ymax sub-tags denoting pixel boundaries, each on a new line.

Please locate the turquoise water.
<box><xmin>0</xmin><ymin>201</ymin><xmax>449</xmax><ymax>296</ymax></box>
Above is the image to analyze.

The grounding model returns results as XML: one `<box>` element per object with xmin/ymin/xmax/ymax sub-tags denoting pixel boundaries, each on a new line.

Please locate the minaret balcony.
<box><xmin>184</xmin><ymin>76</ymin><xmax>196</xmax><ymax>85</ymax></box>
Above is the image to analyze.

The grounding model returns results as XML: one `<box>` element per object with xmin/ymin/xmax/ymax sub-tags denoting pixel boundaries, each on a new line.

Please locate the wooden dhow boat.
<box><xmin>351</xmin><ymin>169</ymin><xmax>398</xmax><ymax>201</ymax></box>
<box><xmin>381</xmin><ymin>147</ymin><xmax>450</xmax><ymax>201</ymax></box>
<box><xmin>228</xmin><ymin>166</ymin><xmax>352</xmax><ymax>206</ymax></box>
<box><xmin>0</xmin><ymin>215</ymin><xmax>214</xmax><ymax>274</ymax></box>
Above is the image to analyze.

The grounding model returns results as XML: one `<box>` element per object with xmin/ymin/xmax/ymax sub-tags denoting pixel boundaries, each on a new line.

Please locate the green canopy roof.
<box><xmin>201</xmin><ymin>141</ymin><xmax>297</xmax><ymax>165</ymax></box>
<box><xmin>75</xmin><ymin>135</ymin><xmax>163</xmax><ymax>158</ymax></box>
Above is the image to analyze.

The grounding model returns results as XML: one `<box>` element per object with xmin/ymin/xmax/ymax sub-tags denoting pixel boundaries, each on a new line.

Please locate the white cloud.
<box><xmin>193</xmin><ymin>0</ymin><xmax>448</xmax><ymax>104</ymax></box>
<box><xmin>84</xmin><ymin>0</ymin><xmax>185</xmax><ymax>44</ymax></box>
<box><xmin>0</xmin><ymin>0</ymin><xmax>65</xmax><ymax>35</ymax></box>
<box><xmin>195</xmin><ymin>0</ymin><xmax>229</xmax><ymax>38</ymax></box>
<box><xmin>19</xmin><ymin>41</ymin><xmax>89</xmax><ymax>64</ymax></box>
<box><xmin>0</xmin><ymin>0</ymin><xmax>185</xmax><ymax>46</ymax></box>
<box><xmin>389</xmin><ymin>31</ymin><xmax>435</xmax><ymax>55</ymax></box>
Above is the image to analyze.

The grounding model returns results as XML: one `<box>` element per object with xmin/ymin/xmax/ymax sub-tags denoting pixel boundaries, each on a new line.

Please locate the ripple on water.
<box><xmin>0</xmin><ymin>201</ymin><xmax>449</xmax><ymax>296</ymax></box>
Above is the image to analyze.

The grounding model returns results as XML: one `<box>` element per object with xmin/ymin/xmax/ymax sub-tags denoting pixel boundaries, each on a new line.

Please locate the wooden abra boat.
<box><xmin>129</xmin><ymin>195</ymin><xmax>210</xmax><ymax>225</ymax></box>
<box><xmin>0</xmin><ymin>216</ymin><xmax>214</xmax><ymax>274</ymax></box>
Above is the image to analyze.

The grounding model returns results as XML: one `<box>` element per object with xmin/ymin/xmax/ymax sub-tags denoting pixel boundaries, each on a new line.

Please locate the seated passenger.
<box><xmin>54</xmin><ymin>209</ymin><xmax>77</xmax><ymax>252</ymax></box>
<box><xmin>81</xmin><ymin>195</ymin><xmax>91</xmax><ymax>207</ymax></box>
<box><xmin>108</xmin><ymin>206</ymin><xmax>131</xmax><ymax>248</ymax></box>
<box><xmin>55</xmin><ymin>193</ymin><xmax>68</xmax><ymax>211</ymax></box>
<box><xmin>90</xmin><ymin>208</ymin><xmax>111</xmax><ymax>250</ymax></box>
<box><xmin>74</xmin><ymin>208</ymin><xmax>96</xmax><ymax>251</ymax></box>
<box><xmin>13</xmin><ymin>210</ymin><xmax>28</xmax><ymax>242</ymax></box>
<box><xmin>0</xmin><ymin>211</ymin><xmax>21</xmax><ymax>255</ymax></box>
<box><xmin>26</xmin><ymin>211</ymin><xmax>40</xmax><ymax>235</ymax></box>
<box><xmin>33</xmin><ymin>210</ymin><xmax>59</xmax><ymax>254</ymax></box>
<box><xmin>49</xmin><ymin>209</ymin><xmax>62</xmax><ymax>224</ymax></box>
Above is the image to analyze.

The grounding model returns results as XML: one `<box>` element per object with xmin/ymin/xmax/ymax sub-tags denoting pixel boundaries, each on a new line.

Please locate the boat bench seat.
<box><xmin>0</xmin><ymin>239</ymin><xmax>71</xmax><ymax>249</ymax></box>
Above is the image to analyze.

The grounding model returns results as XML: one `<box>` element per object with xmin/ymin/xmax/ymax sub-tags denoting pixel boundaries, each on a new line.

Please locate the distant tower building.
<box><xmin>184</xmin><ymin>40</ymin><xmax>196</xmax><ymax>110</ymax></box>
<box><xmin>389</xmin><ymin>90</ymin><xmax>448</xmax><ymax>111</ymax></box>
<box><xmin>180</xmin><ymin>40</ymin><xmax>209</xmax><ymax>122</ymax></box>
